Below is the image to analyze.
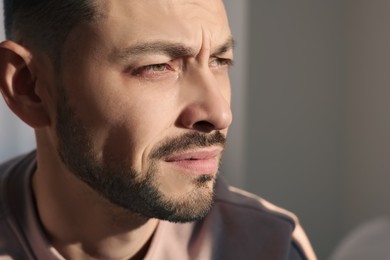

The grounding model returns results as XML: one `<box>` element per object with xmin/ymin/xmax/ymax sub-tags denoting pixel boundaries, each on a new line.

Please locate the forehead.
<box><xmin>92</xmin><ymin>0</ymin><xmax>231</xmax><ymax>50</ymax></box>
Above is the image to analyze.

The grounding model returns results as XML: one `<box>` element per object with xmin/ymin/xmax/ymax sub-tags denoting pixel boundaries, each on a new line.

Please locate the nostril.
<box><xmin>192</xmin><ymin>121</ymin><xmax>215</xmax><ymax>133</ymax></box>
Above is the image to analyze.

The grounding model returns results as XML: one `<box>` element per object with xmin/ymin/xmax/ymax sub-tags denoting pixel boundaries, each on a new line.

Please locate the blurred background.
<box><xmin>2</xmin><ymin>0</ymin><xmax>390</xmax><ymax>259</ymax></box>
<box><xmin>0</xmin><ymin>1</ymin><xmax>36</xmax><ymax>159</ymax></box>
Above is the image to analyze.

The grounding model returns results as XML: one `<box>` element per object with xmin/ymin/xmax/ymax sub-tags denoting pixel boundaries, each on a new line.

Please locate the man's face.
<box><xmin>55</xmin><ymin>0</ymin><xmax>233</xmax><ymax>222</ymax></box>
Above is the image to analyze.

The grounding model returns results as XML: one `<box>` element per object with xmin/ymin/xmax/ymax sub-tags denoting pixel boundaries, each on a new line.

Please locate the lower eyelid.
<box><xmin>137</xmin><ymin>70</ymin><xmax>167</xmax><ymax>78</ymax></box>
<box><xmin>134</xmin><ymin>67</ymin><xmax>179</xmax><ymax>80</ymax></box>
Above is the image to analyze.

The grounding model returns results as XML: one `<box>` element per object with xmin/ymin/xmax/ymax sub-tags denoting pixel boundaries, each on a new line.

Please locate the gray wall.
<box><xmin>222</xmin><ymin>0</ymin><xmax>249</xmax><ymax>188</ymax></box>
<box><xmin>243</xmin><ymin>1</ymin><xmax>390</xmax><ymax>259</ymax></box>
<box><xmin>344</xmin><ymin>0</ymin><xmax>390</xmax><ymax>231</ymax></box>
<box><xmin>0</xmin><ymin>0</ymin><xmax>3</xmax><ymax>38</ymax></box>
<box><xmin>245</xmin><ymin>1</ymin><xmax>344</xmax><ymax>258</ymax></box>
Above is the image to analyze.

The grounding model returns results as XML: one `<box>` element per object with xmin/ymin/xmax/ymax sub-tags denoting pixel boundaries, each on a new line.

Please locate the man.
<box><xmin>0</xmin><ymin>0</ymin><xmax>316</xmax><ymax>259</ymax></box>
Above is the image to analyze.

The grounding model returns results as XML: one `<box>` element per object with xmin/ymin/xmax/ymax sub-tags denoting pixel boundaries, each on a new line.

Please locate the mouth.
<box><xmin>163</xmin><ymin>147</ymin><xmax>223</xmax><ymax>175</ymax></box>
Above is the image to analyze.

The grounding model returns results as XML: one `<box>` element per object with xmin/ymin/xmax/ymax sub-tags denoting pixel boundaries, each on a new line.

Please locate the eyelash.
<box><xmin>132</xmin><ymin>63</ymin><xmax>173</xmax><ymax>76</ymax></box>
<box><xmin>131</xmin><ymin>57</ymin><xmax>233</xmax><ymax>79</ymax></box>
<box><xmin>210</xmin><ymin>57</ymin><xmax>234</xmax><ymax>68</ymax></box>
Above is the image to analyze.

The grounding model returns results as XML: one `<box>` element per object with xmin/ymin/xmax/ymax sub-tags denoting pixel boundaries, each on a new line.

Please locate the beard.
<box><xmin>55</xmin><ymin>86</ymin><xmax>226</xmax><ymax>223</ymax></box>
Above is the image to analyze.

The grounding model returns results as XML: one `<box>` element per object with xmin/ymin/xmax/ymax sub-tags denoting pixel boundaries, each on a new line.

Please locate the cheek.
<box><xmin>111</xmin><ymin>95</ymin><xmax>178</xmax><ymax>167</ymax></box>
<box><xmin>218</xmin><ymin>73</ymin><xmax>232</xmax><ymax>103</ymax></box>
<box><xmin>61</xmin><ymin>52</ymin><xmax>180</xmax><ymax>167</ymax></box>
<box><xmin>84</xmin><ymin>85</ymin><xmax>178</xmax><ymax>169</ymax></box>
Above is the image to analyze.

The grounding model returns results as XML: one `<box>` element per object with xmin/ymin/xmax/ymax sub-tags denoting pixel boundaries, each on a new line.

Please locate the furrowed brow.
<box><xmin>212</xmin><ymin>36</ymin><xmax>235</xmax><ymax>56</ymax></box>
<box><xmin>110</xmin><ymin>36</ymin><xmax>235</xmax><ymax>62</ymax></box>
<box><xmin>110</xmin><ymin>42</ymin><xmax>196</xmax><ymax>61</ymax></box>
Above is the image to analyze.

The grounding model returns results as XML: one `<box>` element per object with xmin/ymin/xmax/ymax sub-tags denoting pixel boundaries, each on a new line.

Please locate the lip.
<box><xmin>164</xmin><ymin>147</ymin><xmax>223</xmax><ymax>175</ymax></box>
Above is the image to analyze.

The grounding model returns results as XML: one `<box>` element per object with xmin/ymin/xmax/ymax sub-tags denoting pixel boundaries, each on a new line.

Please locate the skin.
<box><xmin>0</xmin><ymin>0</ymin><xmax>233</xmax><ymax>259</ymax></box>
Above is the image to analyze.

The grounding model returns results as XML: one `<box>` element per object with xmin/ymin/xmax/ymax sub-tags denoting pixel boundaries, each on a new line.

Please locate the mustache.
<box><xmin>150</xmin><ymin>131</ymin><xmax>226</xmax><ymax>160</ymax></box>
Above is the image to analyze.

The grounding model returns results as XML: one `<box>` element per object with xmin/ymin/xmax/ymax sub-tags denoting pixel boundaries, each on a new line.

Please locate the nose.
<box><xmin>177</xmin><ymin>69</ymin><xmax>233</xmax><ymax>133</ymax></box>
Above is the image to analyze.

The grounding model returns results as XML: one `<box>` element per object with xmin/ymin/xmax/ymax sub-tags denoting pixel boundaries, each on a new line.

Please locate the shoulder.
<box><xmin>211</xmin><ymin>178</ymin><xmax>316</xmax><ymax>260</ymax></box>
<box><xmin>215</xmin><ymin>179</ymin><xmax>297</xmax><ymax>224</ymax></box>
<box><xmin>0</xmin><ymin>152</ymin><xmax>37</xmax><ymax>259</ymax></box>
<box><xmin>0</xmin><ymin>152</ymin><xmax>36</xmax><ymax>208</ymax></box>
<box><xmin>330</xmin><ymin>217</ymin><xmax>390</xmax><ymax>260</ymax></box>
<box><xmin>0</xmin><ymin>152</ymin><xmax>34</xmax><ymax>215</ymax></box>
<box><xmin>0</xmin><ymin>151</ymin><xmax>36</xmax><ymax>181</ymax></box>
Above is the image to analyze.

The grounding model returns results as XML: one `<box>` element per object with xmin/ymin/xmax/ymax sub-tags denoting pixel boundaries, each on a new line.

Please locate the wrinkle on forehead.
<box><xmin>168</xmin><ymin>0</ymin><xmax>230</xmax><ymax>45</ymax></box>
<box><xmin>88</xmin><ymin>0</ymin><xmax>231</xmax><ymax>57</ymax></box>
<box><xmin>105</xmin><ymin>0</ymin><xmax>228</xmax><ymax>26</ymax></box>
<box><xmin>172</xmin><ymin>0</ymin><xmax>228</xmax><ymax>25</ymax></box>
<box><xmin>169</xmin><ymin>0</ymin><xmax>224</xmax><ymax>11</ymax></box>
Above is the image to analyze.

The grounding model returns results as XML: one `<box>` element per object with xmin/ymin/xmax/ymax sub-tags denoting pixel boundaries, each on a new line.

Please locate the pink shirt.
<box><xmin>0</xmin><ymin>152</ymin><xmax>316</xmax><ymax>259</ymax></box>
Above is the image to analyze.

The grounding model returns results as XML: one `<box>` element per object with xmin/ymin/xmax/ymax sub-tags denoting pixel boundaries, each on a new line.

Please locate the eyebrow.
<box><xmin>214</xmin><ymin>36</ymin><xmax>235</xmax><ymax>56</ymax></box>
<box><xmin>110</xmin><ymin>36</ymin><xmax>235</xmax><ymax>61</ymax></box>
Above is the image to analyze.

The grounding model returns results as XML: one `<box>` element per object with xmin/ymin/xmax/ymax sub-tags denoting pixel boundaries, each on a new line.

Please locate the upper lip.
<box><xmin>164</xmin><ymin>147</ymin><xmax>223</xmax><ymax>162</ymax></box>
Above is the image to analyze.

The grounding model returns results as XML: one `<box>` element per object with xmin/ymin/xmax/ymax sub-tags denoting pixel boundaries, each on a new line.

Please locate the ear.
<box><xmin>0</xmin><ymin>41</ymin><xmax>51</xmax><ymax>128</ymax></box>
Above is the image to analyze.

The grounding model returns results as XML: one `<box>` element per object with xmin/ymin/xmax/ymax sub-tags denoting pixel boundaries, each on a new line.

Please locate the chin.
<box><xmin>138</xmin><ymin>174</ymin><xmax>217</xmax><ymax>223</ymax></box>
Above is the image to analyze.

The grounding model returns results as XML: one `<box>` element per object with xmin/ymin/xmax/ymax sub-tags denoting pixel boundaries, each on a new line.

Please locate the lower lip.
<box><xmin>166</xmin><ymin>158</ymin><xmax>219</xmax><ymax>175</ymax></box>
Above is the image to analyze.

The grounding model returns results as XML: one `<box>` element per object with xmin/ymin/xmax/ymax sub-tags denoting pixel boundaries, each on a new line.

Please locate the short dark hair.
<box><xmin>3</xmin><ymin>0</ymin><xmax>99</xmax><ymax>62</ymax></box>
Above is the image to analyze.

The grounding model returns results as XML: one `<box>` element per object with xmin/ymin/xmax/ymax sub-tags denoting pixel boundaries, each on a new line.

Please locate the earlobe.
<box><xmin>0</xmin><ymin>41</ymin><xmax>50</xmax><ymax>128</ymax></box>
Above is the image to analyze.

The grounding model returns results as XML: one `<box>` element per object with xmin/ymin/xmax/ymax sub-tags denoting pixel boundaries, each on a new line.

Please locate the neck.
<box><xmin>32</xmin><ymin>149</ymin><xmax>158</xmax><ymax>260</ymax></box>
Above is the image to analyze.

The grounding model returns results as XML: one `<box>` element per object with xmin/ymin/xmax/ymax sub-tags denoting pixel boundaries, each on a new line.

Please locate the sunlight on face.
<box><xmin>56</xmin><ymin>0</ymin><xmax>233</xmax><ymax>222</ymax></box>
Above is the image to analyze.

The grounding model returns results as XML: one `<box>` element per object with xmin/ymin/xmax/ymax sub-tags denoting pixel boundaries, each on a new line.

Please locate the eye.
<box><xmin>131</xmin><ymin>63</ymin><xmax>176</xmax><ymax>80</ymax></box>
<box><xmin>209</xmin><ymin>57</ymin><xmax>234</xmax><ymax>69</ymax></box>
<box><xmin>133</xmin><ymin>63</ymin><xmax>171</xmax><ymax>74</ymax></box>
